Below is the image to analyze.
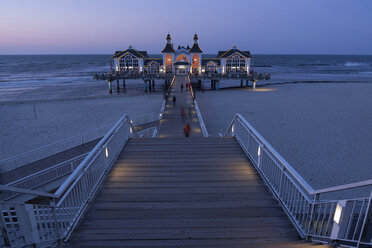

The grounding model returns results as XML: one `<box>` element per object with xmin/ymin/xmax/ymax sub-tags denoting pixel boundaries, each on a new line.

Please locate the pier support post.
<box><xmin>253</xmin><ymin>80</ymin><xmax>257</xmax><ymax>91</ymax></box>
<box><xmin>152</xmin><ymin>79</ymin><xmax>155</xmax><ymax>91</ymax></box>
<box><xmin>108</xmin><ymin>80</ymin><xmax>112</xmax><ymax>94</ymax></box>
<box><xmin>145</xmin><ymin>80</ymin><xmax>148</xmax><ymax>93</ymax></box>
<box><xmin>116</xmin><ymin>79</ymin><xmax>120</xmax><ymax>92</ymax></box>
<box><xmin>122</xmin><ymin>79</ymin><xmax>126</xmax><ymax>88</ymax></box>
<box><xmin>241</xmin><ymin>79</ymin><xmax>243</xmax><ymax>87</ymax></box>
<box><xmin>246</xmin><ymin>79</ymin><xmax>248</xmax><ymax>87</ymax></box>
<box><xmin>149</xmin><ymin>80</ymin><xmax>152</xmax><ymax>92</ymax></box>
<box><xmin>216</xmin><ymin>80</ymin><xmax>219</xmax><ymax>91</ymax></box>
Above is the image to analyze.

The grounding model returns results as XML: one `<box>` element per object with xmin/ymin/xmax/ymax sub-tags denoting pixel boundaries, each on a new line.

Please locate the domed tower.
<box><xmin>189</xmin><ymin>34</ymin><xmax>203</xmax><ymax>74</ymax></box>
<box><xmin>162</xmin><ymin>34</ymin><xmax>175</xmax><ymax>73</ymax></box>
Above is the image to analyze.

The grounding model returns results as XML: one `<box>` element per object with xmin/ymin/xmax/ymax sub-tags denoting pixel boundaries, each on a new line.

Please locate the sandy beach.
<box><xmin>0</xmin><ymin>79</ymin><xmax>163</xmax><ymax>160</ymax></box>
<box><xmin>197</xmin><ymin>82</ymin><xmax>372</xmax><ymax>190</ymax></box>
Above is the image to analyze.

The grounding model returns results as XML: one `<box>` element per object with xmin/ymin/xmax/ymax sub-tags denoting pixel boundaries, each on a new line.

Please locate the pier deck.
<box><xmin>159</xmin><ymin>75</ymin><xmax>201</xmax><ymax>137</ymax></box>
<box><xmin>67</xmin><ymin>76</ymin><xmax>330</xmax><ymax>248</ymax></box>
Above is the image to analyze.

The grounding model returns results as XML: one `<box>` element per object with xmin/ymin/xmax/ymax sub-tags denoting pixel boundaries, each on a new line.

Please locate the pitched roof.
<box><xmin>189</xmin><ymin>43</ymin><xmax>203</xmax><ymax>53</ymax></box>
<box><xmin>202</xmin><ymin>58</ymin><xmax>221</xmax><ymax>66</ymax></box>
<box><xmin>112</xmin><ymin>48</ymin><xmax>148</xmax><ymax>58</ymax></box>
<box><xmin>161</xmin><ymin>43</ymin><xmax>175</xmax><ymax>53</ymax></box>
<box><xmin>144</xmin><ymin>57</ymin><xmax>163</xmax><ymax>66</ymax></box>
<box><xmin>218</xmin><ymin>48</ymin><xmax>251</xmax><ymax>58</ymax></box>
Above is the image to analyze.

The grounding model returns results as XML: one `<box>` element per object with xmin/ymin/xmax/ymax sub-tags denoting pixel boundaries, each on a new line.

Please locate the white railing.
<box><xmin>0</xmin><ymin>123</ymin><xmax>114</xmax><ymax>174</ymax></box>
<box><xmin>132</xmin><ymin>112</ymin><xmax>161</xmax><ymax>126</ymax></box>
<box><xmin>0</xmin><ymin>114</ymin><xmax>134</xmax><ymax>247</ymax></box>
<box><xmin>136</xmin><ymin>127</ymin><xmax>158</xmax><ymax>138</ymax></box>
<box><xmin>1</xmin><ymin>154</ymin><xmax>87</xmax><ymax>202</ymax></box>
<box><xmin>225</xmin><ymin>113</ymin><xmax>372</xmax><ymax>247</ymax></box>
<box><xmin>187</xmin><ymin>76</ymin><xmax>209</xmax><ymax>137</ymax></box>
<box><xmin>194</xmin><ymin>100</ymin><xmax>209</xmax><ymax>137</ymax></box>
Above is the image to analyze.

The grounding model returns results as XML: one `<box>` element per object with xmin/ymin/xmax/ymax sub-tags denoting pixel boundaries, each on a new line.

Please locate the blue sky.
<box><xmin>1</xmin><ymin>0</ymin><xmax>371</xmax><ymax>54</ymax></box>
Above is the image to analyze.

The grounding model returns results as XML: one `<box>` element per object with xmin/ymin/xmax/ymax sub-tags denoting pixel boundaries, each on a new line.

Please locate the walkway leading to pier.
<box><xmin>68</xmin><ymin>75</ymin><xmax>330</xmax><ymax>248</ymax></box>
<box><xmin>159</xmin><ymin>75</ymin><xmax>201</xmax><ymax>137</ymax></box>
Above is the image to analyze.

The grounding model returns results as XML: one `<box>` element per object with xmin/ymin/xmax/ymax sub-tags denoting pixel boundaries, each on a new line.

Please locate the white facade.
<box><xmin>112</xmin><ymin>35</ymin><xmax>253</xmax><ymax>75</ymax></box>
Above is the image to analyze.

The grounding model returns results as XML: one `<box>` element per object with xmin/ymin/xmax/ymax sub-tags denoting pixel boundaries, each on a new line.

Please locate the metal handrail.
<box><xmin>136</xmin><ymin>127</ymin><xmax>158</xmax><ymax>138</ymax></box>
<box><xmin>55</xmin><ymin>114</ymin><xmax>132</xmax><ymax>197</ymax></box>
<box><xmin>225</xmin><ymin>113</ymin><xmax>372</xmax><ymax>247</ymax></box>
<box><xmin>226</xmin><ymin>113</ymin><xmax>372</xmax><ymax>197</ymax></box>
<box><xmin>186</xmin><ymin>75</ymin><xmax>209</xmax><ymax>137</ymax></box>
<box><xmin>0</xmin><ymin>90</ymin><xmax>170</xmax><ymax>247</ymax></box>
<box><xmin>312</xmin><ymin>179</ymin><xmax>372</xmax><ymax>195</ymax></box>
<box><xmin>225</xmin><ymin>113</ymin><xmax>315</xmax><ymax>194</ymax></box>
<box><xmin>0</xmin><ymin>122</ymin><xmax>114</xmax><ymax>173</ymax></box>
<box><xmin>0</xmin><ymin>113</ymin><xmax>134</xmax><ymax>247</ymax></box>
<box><xmin>6</xmin><ymin>153</ymin><xmax>87</xmax><ymax>188</ymax></box>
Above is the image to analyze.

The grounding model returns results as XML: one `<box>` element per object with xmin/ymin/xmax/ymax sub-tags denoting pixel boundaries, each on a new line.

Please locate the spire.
<box><xmin>162</xmin><ymin>33</ymin><xmax>175</xmax><ymax>53</ymax></box>
<box><xmin>166</xmin><ymin>33</ymin><xmax>171</xmax><ymax>44</ymax></box>
<box><xmin>193</xmin><ymin>33</ymin><xmax>198</xmax><ymax>43</ymax></box>
<box><xmin>189</xmin><ymin>34</ymin><xmax>203</xmax><ymax>53</ymax></box>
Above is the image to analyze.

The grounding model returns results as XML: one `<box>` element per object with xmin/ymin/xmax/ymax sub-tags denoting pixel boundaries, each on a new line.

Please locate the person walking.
<box><xmin>180</xmin><ymin>106</ymin><xmax>186</xmax><ymax>123</ymax></box>
<box><xmin>181</xmin><ymin>84</ymin><xmax>184</xmax><ymax>92</ymax></box>
<box><xmin>184</xmin><ymin>123</ymin><xmax>191</xmax><ymax>137</ymax></box>
<box><xmin>172</xmin><ymin>95</ymin><xmax>176</xmax><ymax>106</ymax></box>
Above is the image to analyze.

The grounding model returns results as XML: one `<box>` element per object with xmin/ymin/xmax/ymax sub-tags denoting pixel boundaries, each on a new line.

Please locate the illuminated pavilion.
<box><xmin>112</xmin><ymin>34</ymin><xmax>253</xmax><ymax>75</ymax></box>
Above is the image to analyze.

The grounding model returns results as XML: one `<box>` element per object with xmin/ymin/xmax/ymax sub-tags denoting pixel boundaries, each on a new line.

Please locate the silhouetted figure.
<box><xmin>180</xmin><ymin>107</ymin><xmax>186</xmax><ymax>122</ymax></box>
<box><xmin>173</xmin><ymin>95</ymin><xmax>176</xmax><ymax>106</ymax></box>
<box><xmin>181</xmin><ymin>84</ymin><xmax>184</xmax><ymax>92</ymax></box>
<box><xmin>184</xmin><ymin>123</ymin><xmax>191</xmax><ymax>137</ymax></box>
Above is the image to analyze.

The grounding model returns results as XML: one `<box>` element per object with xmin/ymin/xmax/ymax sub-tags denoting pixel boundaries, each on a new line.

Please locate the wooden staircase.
<box><xmin>67</xmin><ymin>137</ymin><xmax>332</xmax><ymax>248</ymax></box>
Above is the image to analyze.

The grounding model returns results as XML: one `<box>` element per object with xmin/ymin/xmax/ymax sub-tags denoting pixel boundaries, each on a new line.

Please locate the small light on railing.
<box><xmin>258</xmin><ymin>146</ymin><xmax>261</xmax><ymax>157</ymax></box>
<box><xmin>105</xmin><ymin>147</ymin><xmax>109</xmax><ymax>158</ymax></box>
<box><xmin>334</xmin><ymin>201</ymin><xmax>344</xmax><ymax>224</ymax></box>
<box><xmin>159</xmin><ymin>113</ymin><xmax>162</xmax><ymax>118</ymax></box>
<box><xmin>130</xmin><ymin>120</ymin><xmax>133</xmax><ymax>124</ymax></box>
<box><xmin>232</xmin><ymin>124</ymin><xmax>235</xmax><ymax>134</ymax></box>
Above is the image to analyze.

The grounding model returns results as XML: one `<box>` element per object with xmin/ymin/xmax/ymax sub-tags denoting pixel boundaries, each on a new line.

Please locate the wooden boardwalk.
<box><xmin>67</xmin><ymin>76</ymin><xmax>330</xmax><ymax>248</ymax></box>
<box><xmin>159</xmin><ymin>75</ymin><xmax>202</xmax><ymax>137</ymax></box>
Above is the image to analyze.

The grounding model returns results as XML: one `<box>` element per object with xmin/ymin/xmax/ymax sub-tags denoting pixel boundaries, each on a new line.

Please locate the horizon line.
<box><xmin>1</xmin><ymin>53</ymin><xmax>372</xmax><ymax>56</ymax></box>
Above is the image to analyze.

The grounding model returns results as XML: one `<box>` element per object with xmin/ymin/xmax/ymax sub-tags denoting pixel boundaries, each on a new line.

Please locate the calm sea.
<box><xmin>0</xmin><ymin>55</ymin><xmax>371</xmax><ymax>88</ymax></box>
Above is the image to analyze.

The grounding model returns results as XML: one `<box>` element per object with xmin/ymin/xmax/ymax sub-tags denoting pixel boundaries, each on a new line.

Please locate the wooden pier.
<box><xmin>67</xmin><ymin>76</ymin><xmax>330</xmax><ymax>248</ymax></box>
<box><xmin>93</xmin><ymin>71</ymin><xmax>270</xmax><ymax>93</ymax></box>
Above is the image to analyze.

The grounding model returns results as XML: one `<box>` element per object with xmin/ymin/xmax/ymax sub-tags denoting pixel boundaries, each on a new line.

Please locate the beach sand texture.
<box><xmin>197</xmin><ymin>82</ymin><xmax>372</xmax><ymax>190</ymax></box>
<box><xmin>0</xmin><ymin>92</ymin><xmax>162</xmax><ymax>160</ymax></box>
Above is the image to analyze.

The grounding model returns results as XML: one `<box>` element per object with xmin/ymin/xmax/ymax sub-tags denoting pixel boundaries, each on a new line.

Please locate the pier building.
<box><xmin>112</xmin><ymin>34</ymin><xmax>253</xmax><ymax>75</ymax></box>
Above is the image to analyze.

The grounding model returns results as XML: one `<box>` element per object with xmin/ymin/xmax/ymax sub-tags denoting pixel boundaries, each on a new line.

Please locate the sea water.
<box><xmin>0</xmin><ymin>55</ymin><xmax>371</xmax><ymax>90</ymax></box>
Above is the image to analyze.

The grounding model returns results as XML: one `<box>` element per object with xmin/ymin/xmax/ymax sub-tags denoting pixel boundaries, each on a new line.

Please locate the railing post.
<box><xmin>307</xmin><ymin>193</ymin><xmax>319</xmax><ymax>237</ymax></box>
<box><xmin>50</xmin><ymin>197</ymin><xmax>61</xmax><ymax>243</ymax></box>
<box><xmin>356</xmin><ymin>190</ymin><xmax>372</xmax><ymax>247</ymax></box>
<box><xmin>278</xmin><ymin>167</ymin><xmax>286</xmax><ymax>198</ymax></box>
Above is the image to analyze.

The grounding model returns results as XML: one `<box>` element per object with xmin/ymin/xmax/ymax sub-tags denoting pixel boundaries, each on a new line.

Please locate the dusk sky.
<box><xmin>1</xmin><ymin>0</ymin><xmax>372</xmax><ymax>55</ymax></box>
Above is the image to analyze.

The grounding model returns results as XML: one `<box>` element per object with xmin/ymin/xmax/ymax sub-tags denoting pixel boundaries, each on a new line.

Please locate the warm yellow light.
<box><xmin>105</xmin><ymin>147</ymin><xmax>109</xmax><ymax>158</ymax></box>
<box><xmin>334</xmin><ymin>202</ymin><xmax>343</xmax><ymax>224</ymax></box>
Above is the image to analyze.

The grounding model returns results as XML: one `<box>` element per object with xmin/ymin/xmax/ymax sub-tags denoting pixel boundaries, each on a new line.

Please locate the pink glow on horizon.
<box><xmin>1</xmin><ymin>0</ymin><xmax>372</xmax><ymax>54</ymax></box>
